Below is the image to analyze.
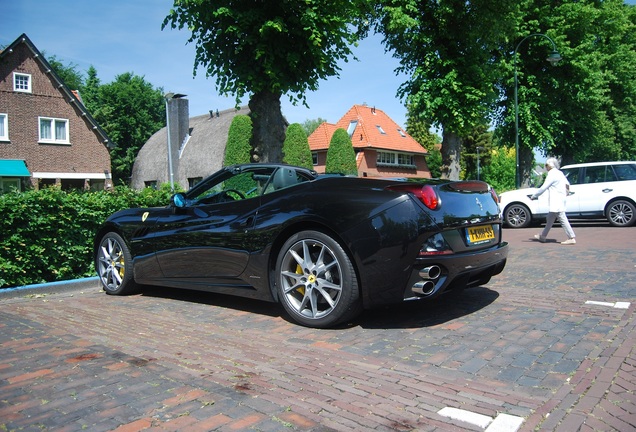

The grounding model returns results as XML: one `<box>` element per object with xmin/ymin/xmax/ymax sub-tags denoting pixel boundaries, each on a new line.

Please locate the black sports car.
<box><xmin>94</xmin><ymin>164</ymin><xmax>508</xmax><ymax>328</ymax></box>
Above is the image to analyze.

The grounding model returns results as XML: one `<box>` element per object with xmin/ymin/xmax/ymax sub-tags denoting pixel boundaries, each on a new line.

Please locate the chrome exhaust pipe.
<box><xmin>412</xmin><ymin>280</ymin><xmax>436</xmax><ymax>296</ymax></box>
<box><xmin>419</xmin><ymin>265</ymin><xmax>441</xmax><ymax>280</ymax></box>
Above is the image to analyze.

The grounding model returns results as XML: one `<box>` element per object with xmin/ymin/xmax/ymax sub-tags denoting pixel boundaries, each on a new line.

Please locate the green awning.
<box><xmin>0</xmin><ymin>160</ymin><xmax>30</xmax><ymax>177</ymax></box>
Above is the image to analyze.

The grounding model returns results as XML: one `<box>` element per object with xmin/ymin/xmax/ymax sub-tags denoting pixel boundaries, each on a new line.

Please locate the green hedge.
<box><xmin>0</xmin><ymin>185</ymin><xmax>175</xmax><ymax>289</ymax></box>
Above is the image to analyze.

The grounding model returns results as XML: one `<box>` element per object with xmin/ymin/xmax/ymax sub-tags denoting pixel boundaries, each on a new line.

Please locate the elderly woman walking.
<box><xmin>531</xmin><ymin>157</ymin><xmax>577</xmax><ymax>245</ymax></box>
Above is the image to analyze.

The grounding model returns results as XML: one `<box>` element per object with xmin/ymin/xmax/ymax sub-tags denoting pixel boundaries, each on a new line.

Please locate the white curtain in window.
<box><xmin>0</xmin><ymin>115</ymin><xmax>6</xmax><ymax>137</ymax></box>
<box><xmin>55</xmin><ymin>120</ymin><xmax>67</xmax><ymax>140</ymax></box>
<box><xmin>40</xmin><ymin>119</ymin><xmax>52</xmax><ymax>140</ymax></box>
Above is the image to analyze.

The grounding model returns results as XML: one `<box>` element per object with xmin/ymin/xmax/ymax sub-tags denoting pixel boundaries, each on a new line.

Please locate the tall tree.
<box><xmin>89</xmin><ymin>73</ymin><xmax>166</xmax><ymax>185</ymax></box>
<box><xmin>283</xmin><ymin>124</ymin><xmax>313</xmax><ymax>170</ymax></box>
<box><xmin>224</xmin><ymin>115</ymin><xmax>253</xmax><ymax>166</ymax></box>
<box><xmin>46</xmin><ymin>55</ymin><xmax>84</xmax><ymax>91</ymax></box>
<box><xmin>325</xmin><ymin>128</ymin><xmax>358</xmax><ymax>176</ymax></box>
<box><xmin>497</xmin><ymin>0</ymin><xmax>636</xmax><ymax>174</ymax></box>
<box><xmin>376</xmin><ymin>0</ymin><xmax>519</xmax><ymax>179</ymax></box>
<box><xmin>163</xmin><ymin>0</ymin><xmax>371</xmax><ymax>164</ymax></box>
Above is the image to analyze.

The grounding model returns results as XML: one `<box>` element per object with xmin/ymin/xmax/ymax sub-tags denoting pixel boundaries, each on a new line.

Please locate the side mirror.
<box><xmin>172</xmin><ymin>193</ymin><xmax>187</xmax><ymax>208</ymax></box>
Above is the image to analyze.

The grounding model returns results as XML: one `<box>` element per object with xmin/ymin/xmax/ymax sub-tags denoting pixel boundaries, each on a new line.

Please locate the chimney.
<box><xmin>166</xmin><ymin>95</ymin><xmax>189</xmax><ymax>186</ymax></box>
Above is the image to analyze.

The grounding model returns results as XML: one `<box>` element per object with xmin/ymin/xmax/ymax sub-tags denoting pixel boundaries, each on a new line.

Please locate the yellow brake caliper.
<box><xmin>296</xmin><ymin>264</ymin><xmax>305</xmax><ymax>295</ymax></box>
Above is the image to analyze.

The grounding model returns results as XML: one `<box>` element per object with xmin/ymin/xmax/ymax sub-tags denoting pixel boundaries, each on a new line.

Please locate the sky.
<box><xmin>0</xmin><ymin>0</ymin><xmax>409</xmax><ymax>128</ymax></box>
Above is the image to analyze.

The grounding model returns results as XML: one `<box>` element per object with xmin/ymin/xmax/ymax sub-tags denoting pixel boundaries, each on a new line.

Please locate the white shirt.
<box><xmin>533</xmin><ymin>168</ymin><xmax>570</xmax><ymax>213</ymax></box>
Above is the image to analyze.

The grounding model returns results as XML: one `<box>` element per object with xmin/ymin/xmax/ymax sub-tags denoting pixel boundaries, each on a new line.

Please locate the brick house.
<box><xmin>308</xmin><ymin>104</ymin><xmax>431</xmax><ymax>178</ymax></box>
<box><xmin>0</xmin><ymin>33</ymin><xmax>113</xmax><ymax>192</ymax></box>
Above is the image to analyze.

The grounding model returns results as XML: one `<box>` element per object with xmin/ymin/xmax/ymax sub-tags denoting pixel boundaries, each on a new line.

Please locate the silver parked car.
<box><xmin>499</xmin><ymin>161</ymin><xmax>636</xmax><ymax>228</ymax></box>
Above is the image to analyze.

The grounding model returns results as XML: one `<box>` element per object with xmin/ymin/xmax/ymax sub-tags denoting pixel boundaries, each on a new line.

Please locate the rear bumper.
<box><xmin>404</xmin><ymin>241</ymin><xmax>509</xmax><ymax>300</ymax></box>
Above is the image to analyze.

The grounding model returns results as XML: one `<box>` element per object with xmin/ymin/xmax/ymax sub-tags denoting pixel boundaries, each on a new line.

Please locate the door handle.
<box><xmin>602</xmin><ymin>188</ymin><xmax>613</xmax><ymax>193</ymax></box>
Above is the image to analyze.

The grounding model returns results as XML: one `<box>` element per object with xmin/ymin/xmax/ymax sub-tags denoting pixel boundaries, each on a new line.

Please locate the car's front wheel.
<box><xmin>275</xmin><ymin>230</ymin><xmax>362</xmax><ymax>328</ymax></box>
<box><xmin>606</xmin><ymin>200</ymin><xmax>636</xmax><ymax>227</ymax></box>
<box><xmin>96</xmin><ymin>232</ymin><xmax>138</xmax><ymax>295</ymax></box>
<box><xmin>504</xmin><ymin>203</ymin><xmax>532</xmax><ymax>228</ymax></box>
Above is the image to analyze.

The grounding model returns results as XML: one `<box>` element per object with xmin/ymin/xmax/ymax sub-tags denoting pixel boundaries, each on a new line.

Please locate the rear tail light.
<box><xmin>387</xmin><ymin>184</ymin><xmax>440</xmax><ymax>210</ymax></box>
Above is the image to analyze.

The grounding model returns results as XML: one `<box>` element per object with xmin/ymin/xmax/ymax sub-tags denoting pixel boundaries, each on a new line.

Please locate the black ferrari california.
<box><xmin>95</xmin><ymin>164</ymin><xmax>508</xmax><ymax>328</ymax></box>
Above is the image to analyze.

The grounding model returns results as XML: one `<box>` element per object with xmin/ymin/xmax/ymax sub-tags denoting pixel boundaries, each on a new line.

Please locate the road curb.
<box><xmin>0</xmin><ymin>276</ymin><xmax>101</xmax><ymax>299</ymax></box>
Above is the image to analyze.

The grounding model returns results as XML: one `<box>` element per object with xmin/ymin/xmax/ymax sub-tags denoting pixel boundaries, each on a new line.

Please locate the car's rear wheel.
<box><xmin>275</xmin><ymin>230</ymin><xmax>362</xmax><ymax>328</ymax></box>
<box><xmin>504</xmin><ymin>203</ymin><xmax>532</xmax><ymax>228</ymax></box>
<box><xmin>606</xmin><ymin>200</ymin><xmax>636</xmax><ymax>227</ymax></box>
<box><xmin>96</xmin><ymin>232</ymin><xmax>138</xmax><ymax>295</ymax></box>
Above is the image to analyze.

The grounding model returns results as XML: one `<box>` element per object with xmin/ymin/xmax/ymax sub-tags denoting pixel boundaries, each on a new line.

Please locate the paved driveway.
<box><xmin>1</xmin><ymin>223</ymin><xmax>634</xmax><ymax>431</ymax></box>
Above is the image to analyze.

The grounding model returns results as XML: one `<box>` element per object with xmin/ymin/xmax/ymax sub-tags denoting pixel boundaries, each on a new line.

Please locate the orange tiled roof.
<box><xmin>308</xmin><ymin>105</ymin><xmax>427</xmax><ymax>155</ymax></box>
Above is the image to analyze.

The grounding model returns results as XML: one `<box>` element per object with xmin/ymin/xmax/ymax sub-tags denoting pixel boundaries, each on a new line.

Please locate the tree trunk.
<box><xmin>440</xmin><ymin>131</ymin><xmax>462</xmax><ymax>180</ymax></box>
<box><xmin>519</xmin><ymin>145</ymin><xmax>535</xmax><ymax>187</ymax></box>
<box><xmin>248</xmin><ymin>90</ymin><xmax>288</xmax><ymax>163</ymax></box>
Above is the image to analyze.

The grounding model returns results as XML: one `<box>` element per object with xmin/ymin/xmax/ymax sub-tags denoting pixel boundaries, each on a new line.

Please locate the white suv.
<box><xmin>499</xmin><ymin>161</ymin><xmax>636</xmax><ymax>228</ymax></box>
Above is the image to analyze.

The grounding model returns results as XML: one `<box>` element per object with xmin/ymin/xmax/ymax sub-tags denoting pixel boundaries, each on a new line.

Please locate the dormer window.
<box><xmin>347</xmin><ymin>120</ymin><xmax>358</xmax><ymax>137</ymax></box>
<box><xmin>397</xmin><ymin>128</ymin><xmax>406</xmax><ymax>137</ymax></box>
<box><xmin>376</xmin><ymin>125</ymin><xmax>386</xmax><ymax>134</ymax></box>
<box><xmin>13</xmin><ymin>73</ymin><xmax>32</xmax><ymax>93</ymax></box>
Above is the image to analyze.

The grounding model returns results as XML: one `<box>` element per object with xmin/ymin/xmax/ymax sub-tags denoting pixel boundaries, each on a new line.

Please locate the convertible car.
<box><xmin>95</xmin><ymin>164</ymin><xmax>508</xmax><ymax>328</ymax></box>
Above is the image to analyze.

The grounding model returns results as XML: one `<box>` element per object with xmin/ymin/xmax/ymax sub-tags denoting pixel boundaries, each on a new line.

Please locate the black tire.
<box><xmin>606</xmin><ymin>200</ymin><xmax>636</xmax><ymax>227</ymax></box>
<box><xmin>504</xmin><ymin>203</ymin><xmax>532</xmax><ymax>228</ymax></box>
<box><xmin>275</xmin><ymin>230</ymin><xmax>362</xmax><ymax>328</ymax></box>
<box><xmin>95</xmin><ymin>232</ymin><xmax>139</xmax><ymax>295</ymax></box>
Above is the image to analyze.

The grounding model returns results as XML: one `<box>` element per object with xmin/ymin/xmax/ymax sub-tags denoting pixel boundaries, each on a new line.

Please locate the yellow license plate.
<box><xmin>466</xmin><ymin>225</ymin><xmax>495</xmax><ymax>244</ymax></box>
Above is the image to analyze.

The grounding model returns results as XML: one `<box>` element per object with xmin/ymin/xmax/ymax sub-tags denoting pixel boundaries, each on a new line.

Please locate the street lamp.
<box><xmin>514</xmin><ymin>33</ymin><xmax>561</xmax><ymax>188</ymax></box>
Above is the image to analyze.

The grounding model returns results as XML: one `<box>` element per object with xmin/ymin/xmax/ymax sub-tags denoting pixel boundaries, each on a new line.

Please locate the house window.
<box><xmin>377</xmin><ymin>151</ymin><xmax>415</xmax><ymax>168</ymax></box>
<box><xmin>347</xmin><ymin>121</ymin><xmax>358</xmax><ymax>137</ymax></box>
<box><xmin>39</xmin><ymin>117</ymin><xmax>69</xmax><ymax>144</ymax></box>
<box><xmin>188</xmin><ymin>177</ymin><xmax>203</xmax><ymax>189</ymax></box>
<box><xmin>312</xmin><ymin>152</ymin><xmax>318</xmax><ymax>166</ymax></box>
<box><xmin>376</xmin><ymin>125</ymin><xmax>386</xmax><ymax>135</ymax></box>
<box><xmin>397</xmin><ymin>128</ymin><xmax>406</xmax><ymax>137</ymax></box>
<box><xmin>0</xmin><ymin>114</ymin><xmax>8</xmax><ymax>141</ymax></box>
<box><xmin>144</xmin><ymin>181</ymin><xmax>158</xmax><ymax>189</ymax></box>
<box><xmin>14</xmin><ymin>73</ymin><xmax>32</xmax><ymax>93</ymax></box>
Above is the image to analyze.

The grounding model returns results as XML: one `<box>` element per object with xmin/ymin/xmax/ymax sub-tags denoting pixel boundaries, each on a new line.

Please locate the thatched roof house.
<box><xmin>130</xmin><ymin>99</ymin><xmax>249</xmax><ymax>190</ymax></box>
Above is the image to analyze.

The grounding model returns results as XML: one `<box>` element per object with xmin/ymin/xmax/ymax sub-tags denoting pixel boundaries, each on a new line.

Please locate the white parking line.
<box><xmin>437</xmin><ymin>407</ymin><xmax>525</xmax><ymax>431</ymax></box>
<box><xmin>585</xmin><ymin>300</ymin><xmax>631</xmax><ymax>309</ymax></box>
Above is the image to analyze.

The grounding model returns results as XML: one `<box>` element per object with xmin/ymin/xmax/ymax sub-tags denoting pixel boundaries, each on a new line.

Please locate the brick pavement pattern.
<box><xmin>1</xmin><ymin>224</ymin><xmax>635</xmax><ymax>431</ymax></box>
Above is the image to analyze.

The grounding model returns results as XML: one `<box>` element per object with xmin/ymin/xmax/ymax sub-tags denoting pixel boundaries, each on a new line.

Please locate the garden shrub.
<box><xmin>0</xmin><ymin>185</ymin><xmax>174</xmax><ymax>289</ymax></box>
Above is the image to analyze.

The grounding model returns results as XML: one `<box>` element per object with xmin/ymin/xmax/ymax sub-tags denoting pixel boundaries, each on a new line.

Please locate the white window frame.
<box><xmin>347</xmin><ymin>120</ymin><xmax>358</xmax><ymax>137</ymax></box>
<box><xmin>0</xmin><ymin>113</ymin><xmax>8</xmax><ymax>141</ymax></box>
<box><xmin>39</xmin><ymin>117</ymin><xmax>70</xmax><ymax>144</ymax></box>
<box><xmin>13</xmin><ymin>73</ymin><xmax>32</xmax><ymax>93</ymax></box>
<box><xmin>377</xmin><ymin>151</ymin><xmax>416</xmax><ymax>168</ymax></box>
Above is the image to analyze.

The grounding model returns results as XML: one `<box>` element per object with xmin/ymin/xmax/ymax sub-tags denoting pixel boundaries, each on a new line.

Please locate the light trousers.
<box><xmin>541</xmin><ymin>211</ymin><xmax>576</xmax><ymax>239</ymax></box>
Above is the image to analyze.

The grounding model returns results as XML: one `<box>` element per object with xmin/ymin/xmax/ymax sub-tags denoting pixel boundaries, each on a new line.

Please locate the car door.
<box><xmin>561</xmin><ymin>167</ymin><xmax>581</xmax><ymax>214</ymax></box>
<box><xmin>147</xmin><ymin>167</ymin><xmax>276</xmax><ymax>279</ymax></box>
<box><xmin>150</xmin><ymin>198</ymin><xmax>260</xmax><ymax>278</ymax></box>
<box><xmin>576</xmin><ymin>165</ymin><xmax>616</xmax><ymax>214</ymax></box>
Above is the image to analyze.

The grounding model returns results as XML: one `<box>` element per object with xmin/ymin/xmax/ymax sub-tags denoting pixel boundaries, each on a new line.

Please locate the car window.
<box><xmin>191</xmin><ymin>167</ymin><xmax>277</xmax><ymax>205</ymax></box>
<box><xmin>612</xmin><ymin>164</ymin><xmax>636</xmax><ymax>181</ymax></box>
<box><xmin>562</xmin><ymin>168</ymin><xmax>579</xmax><ymax>185</ymax></box>
<box><xmin>583</xmin><ymin>165</ymin><xmax>607</xmax><ymax>184</ymax></box>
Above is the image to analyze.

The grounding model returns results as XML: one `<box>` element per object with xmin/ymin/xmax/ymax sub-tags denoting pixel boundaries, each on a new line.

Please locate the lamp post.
<box><xmin>476</xmin><ymin>146</ymin><xmax>483</xmax><ymax>181</ymax></box>
<box><xmin>514</xmin><ymin>33</ymin><xmax>561</xmax><ymax>188</ymax></box>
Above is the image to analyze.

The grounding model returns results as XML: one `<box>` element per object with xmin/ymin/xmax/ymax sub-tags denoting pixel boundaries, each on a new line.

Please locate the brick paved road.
<box><xmin>1</xmin><ymin>222</ymin><xmax>634</xmax><ymax>431</ymax></box>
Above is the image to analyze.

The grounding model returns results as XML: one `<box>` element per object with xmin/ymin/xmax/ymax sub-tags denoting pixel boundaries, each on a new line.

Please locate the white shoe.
<box><xmin>561</xmin><ymin>238</ymin><xmax>576</xmax><ymax>245</ymax></box>
<box><xmin>533</xmin><ymin>234</ymin><xmax>546</xmax><ymax>243</ymax></box>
